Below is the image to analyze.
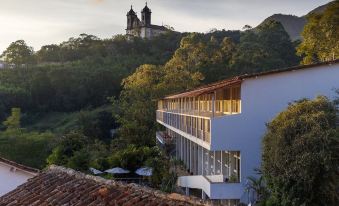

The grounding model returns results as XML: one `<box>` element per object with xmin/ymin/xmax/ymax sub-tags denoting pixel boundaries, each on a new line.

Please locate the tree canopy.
<box><xmin>1</xmin><ymin>40</ymin><xmax>36</xmax><ymax>66</ymax></box>
<box><xmin>297</xmin><ymin>1</ymin><xmax>339</xmax><ymax>64</ymax></box>
<box><xmin>262</xmin><ymin>96</ymin><xmax>339</xmax><ymax>206</ymax></box>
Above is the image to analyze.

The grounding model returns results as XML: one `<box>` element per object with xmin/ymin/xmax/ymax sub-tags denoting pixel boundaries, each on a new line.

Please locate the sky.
<box><xmin>0</xmin><ymin>0</ymin><xmax>332</xmax><ymax>53</ymax></box>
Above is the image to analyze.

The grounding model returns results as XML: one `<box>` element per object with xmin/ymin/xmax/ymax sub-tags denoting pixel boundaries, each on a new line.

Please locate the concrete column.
<box><xmin>220</xmin><ymin>151</ymin><xmax>223</xmax><ymax>175</ymax></box>
<box><xmin>180</xmin><ymin>136</ymin><xmax>183</xmax><ymax>161</ymax></box>
<box><xmin>198</xmin><ymin>145</ymin><xmax>201</xmax><ymax>175</ymax></box>
<box><xmin>202</xmin><ymin>147</ymin><xmax>204</xmax><ymax>175</ymax></box>
<box><xmin>190</xmin><ymin>141</ymin><xmax>193</xmax><ymax>173</ymax></box>
<box><xmin>185</xmin><ymin>187</ymin><xmax>189</xmax><ymax>196</ymax></box>
<box><xmin>212</xmin><ymin>94</ymin><xmax>215</xmax><ymax>118</ymax></box>
<box><xmin>207</xmin><ymin>150</ymin><xmax>210</xmax><ymax>175</ymax></box>
<box><xmin>229</xmin><ymin>152</ymin><xmax>232</xmax><ymax>177</ymax></box>
<box><xmin>174</xmin><ymin>135</ymin><xmax>179</xmax><ymax>159</ymax></box>
<box><xmin>201</xmin><ymin>190</ymin><xmax>206</xmax><ymax>200</ymax></box>
<box><xmin>187</xmin><ymin>140</ymin><xmax>190</xmax><ymax>171</ymax></box>
<box><xmin>182</xmin><ymin>137</ymin><xmax>187</xmax><ymax>168</ymax></box>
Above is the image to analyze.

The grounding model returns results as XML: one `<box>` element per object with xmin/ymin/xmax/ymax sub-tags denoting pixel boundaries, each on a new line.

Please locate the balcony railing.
<box><xmin>156</xmin><ymin>131</ymin><xmax>173</xmax><ymax>145</ymax></box>
<box><xmin>177</xmin><ymin>175</ymin><xmax>243</xmax><ymax>199</ymax></box>
<box><xmin>157</xmin><ymin>86</ymin><xmax>241</xmax><ymax>119</ymax></box>
<box><xmin>156</xmin><ymin>110</ymin><xmax>211</xmax><ymax>143</ymax></box>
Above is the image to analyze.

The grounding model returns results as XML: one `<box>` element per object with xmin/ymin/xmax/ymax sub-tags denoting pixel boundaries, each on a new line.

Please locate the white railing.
<box><xmin>177</xmin><ymin>175</ymin><xmax>243</xmax><ymax>199</ymax></box>
<box><xmin>156</xmin><ymin>110</ymin><xmax>211</xmax><ymax>143</ymax></box>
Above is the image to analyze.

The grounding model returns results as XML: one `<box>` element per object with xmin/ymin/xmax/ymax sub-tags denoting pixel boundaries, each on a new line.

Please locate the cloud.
<box><xmin>91</xmin><ymin>0</ymin><xmax>104</xmax><ymax>4</ymax></box>
<box><xmin>0</xmin><ymin>0</ymin><xmax>332</xmax><ymax>53</ymax></box>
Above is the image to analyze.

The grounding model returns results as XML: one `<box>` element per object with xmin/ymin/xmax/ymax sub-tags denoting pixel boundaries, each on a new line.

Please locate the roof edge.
<box><xmin>0</xmin><ymin>157</ymin><xmax>40</xmax><ymax>174</ymax></box>
<box><xmin>163</xmin><ymin>59</ymin><xmax>339</xmax><ymax>100</ymax></box>
<box><xmin>47</xmin><ymin>165</ymin><xmax>206</xmax><ymax>205</ymax></box>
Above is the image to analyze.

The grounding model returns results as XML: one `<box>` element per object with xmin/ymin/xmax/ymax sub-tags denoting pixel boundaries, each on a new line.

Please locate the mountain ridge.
<box><xmin>257</xmin><ymin>2</ymin><xmax>332</xmax><ymax>41</ymax></box>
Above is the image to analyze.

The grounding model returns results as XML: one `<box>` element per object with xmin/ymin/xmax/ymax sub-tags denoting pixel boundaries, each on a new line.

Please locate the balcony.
<box><xmin>177</xmin><ymin>175</ymin><xmax>243</xmax><ymax>199</ymax></box>
<box><xmin>156</xmin><ymin>110</ymin><xmax>211</xmax><ymax>146</ymax></box>
<box><xmin>158</xmin><ymin>86</ymin><xmax>241</xmax><ymax>119</ymax></box>
<box><xmin>157</xmin><ymin>85</ymin><xmax>243</xmax><ymax>150</ymax></box>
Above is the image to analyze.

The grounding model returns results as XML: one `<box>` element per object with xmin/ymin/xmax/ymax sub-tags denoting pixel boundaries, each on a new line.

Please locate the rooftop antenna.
<box><xmin>146</xmin><ymin>1</ymin><xmax>147</xmax><ymax>6</ymax></box>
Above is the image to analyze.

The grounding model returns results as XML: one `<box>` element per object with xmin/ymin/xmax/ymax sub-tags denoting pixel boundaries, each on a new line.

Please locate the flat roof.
<box><xmin>163</xmin><ymin>59</ymin><xmax>339</xmax><ymax>99</ymax></box>
<box><xmin>0</xmin><ymin>157</ymin><xmax>39</xmax><ymax>175</ymax></box>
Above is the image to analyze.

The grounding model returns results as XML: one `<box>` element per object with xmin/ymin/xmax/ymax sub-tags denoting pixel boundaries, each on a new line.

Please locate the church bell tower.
<box><xmin>141</xmin><ymin>2</ymin><xmax>151</xmax><ymax>26</ymax></box>
<box><xmin>126</xmin><ymin>5</ymin><xmax>137</xmax><ymax>30</ymax></box>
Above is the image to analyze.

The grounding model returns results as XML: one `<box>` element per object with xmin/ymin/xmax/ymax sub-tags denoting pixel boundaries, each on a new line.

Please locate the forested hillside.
<box><xmin>0</xmin><ymin>32</ymin><xmax>184</xmax><ymax>122</ymax></box>
<box><xmin>0</xmin><ymin>1</ymin><xmax>337</xmax><ymax>192</ymax></box>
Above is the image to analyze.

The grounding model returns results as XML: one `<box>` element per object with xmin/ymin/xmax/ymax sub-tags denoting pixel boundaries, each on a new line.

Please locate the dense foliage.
<box><xmin>46</xmin><ymin>132</ymin><xmax>172</xmax><ymax>189</ymax></box>
<box><xmin>114</xmin><ymin>64</ymin><xmax>202</xmax><ymax>147</ymax></box>
<box><xmin>114</xmin><ymin>20</ymin><xmax>299</xmax><ymax>147</ymax></box>
<box><xmin>297</xmin><ymin>1</ymin><xmax>339</xmax><ymax>64</ymax></box>
<box><xmin>0</xmin><ymin>108</ymin><xmax>54</xmax><ymax>168</ymax></box>
<box><xmin>262</xmin><ymin>96</ymin><xmax>339</xmax><ymax>206</ymax></box>
<box><xmin>163</xmin><ymin>21</ymin><xmax>299</xmax><ymax>83</ymax></box>
<box><xmin>0</xmin><ymin>16</ymin><xmax>324</xmax><ymax>193</ymax></box>
<box><xmin>0</xmin><ymin>40</ymin><xmax>36</xmax><ymax>66</ymax></box>
<box><xmin>0</xmin><ymin>32</ymin><xmax>183</xmax><ymax>122</ymax></box>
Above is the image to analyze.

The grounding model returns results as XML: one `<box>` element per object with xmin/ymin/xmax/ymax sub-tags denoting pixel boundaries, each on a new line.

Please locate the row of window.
<box><xmin>158</xmin><ymin>86</ymin><xmax>241</xmax><ymax>116</ymax></box>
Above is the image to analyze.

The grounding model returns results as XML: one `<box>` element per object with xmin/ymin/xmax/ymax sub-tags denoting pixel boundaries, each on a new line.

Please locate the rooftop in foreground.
<box><xmin>0</xmin><ymin>165</ymin><xmax>206</xmax><ymax>206</ymax></box>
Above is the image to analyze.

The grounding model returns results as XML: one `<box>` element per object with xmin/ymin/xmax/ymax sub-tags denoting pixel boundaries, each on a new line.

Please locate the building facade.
<box><xmin>156</xmin><ymin>60</ymin><xmax>339</xmax><ymax>205</ymax></box>
<box><xmin>126</xmin><ymin>4</ymin><xmax>168</xmax><ymax>39</ymax></box>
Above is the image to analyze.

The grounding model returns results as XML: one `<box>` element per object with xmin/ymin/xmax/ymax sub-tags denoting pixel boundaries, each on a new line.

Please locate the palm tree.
<box><xmin>245</xmin><ymin>169</ymin><xmax>268</xmax><ymax>205</ymax></box>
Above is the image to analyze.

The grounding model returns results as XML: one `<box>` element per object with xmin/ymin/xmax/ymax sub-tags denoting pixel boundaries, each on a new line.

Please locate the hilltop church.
<box><xmin>126</xmin><ymin>3</ymin><xmax>169</xmax><ymax>39</ymax></box>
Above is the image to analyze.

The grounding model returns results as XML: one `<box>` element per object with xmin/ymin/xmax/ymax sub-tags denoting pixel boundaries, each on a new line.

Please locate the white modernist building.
<box><xmin>0</xmin><ymin>157</ymin><xmax>39</xmax><ymax>196</ymax></box>
<box><xmin>156</xmin><ymin>60</ymin><xmax>339</xmax><ymax>205</ymax></box>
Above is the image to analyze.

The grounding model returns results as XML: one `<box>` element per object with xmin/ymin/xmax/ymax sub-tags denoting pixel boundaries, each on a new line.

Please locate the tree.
<box><xmin>3</xmin><ymin>108</ymin><xmax>21</xmax><ymax>132</ymax></box>
<box><xmin>47</xmin><ymin>132</ymin><xmax>89</xmax><ymax>166</ymax></box>
<box><xmin>1</xmin><ymin>40</ymin><xmax>36</xmax><ymax>66</ymax></box>
<box><xmin>107</xmin><ymin>145</ymin><xmax>170</xmax><ymax>188</ymax></box>
<box><xmin>77</xmin><ymin>108</ymin><xmax>116</xmax><ymax>141</ymax></box>
<box><xmin>36</xmin><ymin>44</ymin><xmax>61</xmax><ymax>63</ymax></box>
<box><xmin>262</xmin><ymin>96</ymin><xmax>338</xmax><ymax>206</ymax></box>
<box><xmin>115</xmin><ymin>63</ymin><xmax>202</xmax><ymax>147</ymax></box>
<box><xmin>297</xmin><ymin>1</ymin><xmax>339</xmax><ymax>64</ymax></box>
<box><xmin>231</xmin><ymin>20</ymin><xmax>299</xmax><ymax>74</ymax></box>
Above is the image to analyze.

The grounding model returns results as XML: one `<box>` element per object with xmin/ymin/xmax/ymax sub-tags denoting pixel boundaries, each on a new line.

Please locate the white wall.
<box><xmin>211</xmin><ymin>63</ymin><xmax>339</xmax><ymax>197</ymax></box>
<box><xmin>0</xmin><ymin>163</ymin><xmax>35</xmax><ymax>196</ymax></box>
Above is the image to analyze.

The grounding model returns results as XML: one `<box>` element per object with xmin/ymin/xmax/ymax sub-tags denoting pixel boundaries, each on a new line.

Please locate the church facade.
<box><xmin>126</xmin><ymin>4</ymin><xmax>168</xmax><ymax>39</ymax></box>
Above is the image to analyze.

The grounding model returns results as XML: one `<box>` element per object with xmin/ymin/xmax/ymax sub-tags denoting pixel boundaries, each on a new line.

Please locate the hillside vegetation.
<box><xmin>0</xmin><ymin>1</ymin><xmax>338</xmax><ymax>192</ymax></box>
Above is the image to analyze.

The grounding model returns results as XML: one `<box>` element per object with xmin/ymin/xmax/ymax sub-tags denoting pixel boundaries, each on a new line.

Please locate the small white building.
<box><xmin>0</xmin><ymin>157</ymin><xmax>39</xmax><ymax>196</ymax></box>
<box><xmin>156</xmin><ymin>60</ymin><xmax>339</xmax><ymax>205</ymax></box>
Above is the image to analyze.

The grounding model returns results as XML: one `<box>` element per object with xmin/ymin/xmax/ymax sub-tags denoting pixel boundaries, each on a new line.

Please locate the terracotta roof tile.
<box><xmin>0</xmin><ymin>165</ymin><xmax>206</xmax><ymax>206</ymax></box>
